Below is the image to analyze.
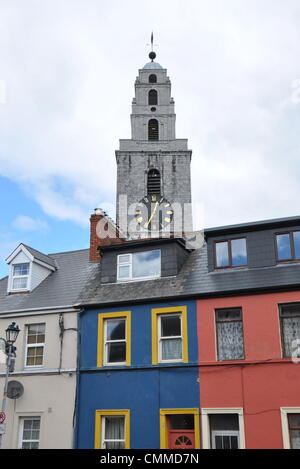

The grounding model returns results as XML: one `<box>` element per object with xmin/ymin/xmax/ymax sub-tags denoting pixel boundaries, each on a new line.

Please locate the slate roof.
<box><xmin>22</xmin><ymin>244</ymin><xmax>57</xmax><ymax>269</ymax></box>
<box><xmin>78</xmin><ymin>245</ymin><xmax>300</xmax><ymax>307</ymax></box>
<box><xmin>0</xmin><ymin>249</ymin><xmax>95</xmax><ymax>313</ymax></box>
<box><xmin>2</xmin><ymin>216</ymin><xmax>300</xmax><ymax>313</ymax></box>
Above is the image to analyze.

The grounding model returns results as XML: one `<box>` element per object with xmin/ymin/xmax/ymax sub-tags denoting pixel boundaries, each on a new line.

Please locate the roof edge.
<box><xmin>205</xmin><ymin>215</ymin><xmax>300</xmax><ymax>237</ymax></box>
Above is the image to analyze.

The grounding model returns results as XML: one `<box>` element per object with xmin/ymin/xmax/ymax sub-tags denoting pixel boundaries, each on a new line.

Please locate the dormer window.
<box><xmin>11</xmin><ymin>263</ymin><xmax>30</xmax><ymax>291</ymax></box>
<box><xmin>117</xmin><ymin>250</ymin><xmax>161</xmax><ymax>282</ymax></box>
<box><xmin>215</xmin><ymin>238</ymin><xmax>247</xmax><ymax>269</ymax></box>
<box><xmin>6</xmin><ymin>243</ymin><xmax>56</xmax><ymax>294</ymax></box>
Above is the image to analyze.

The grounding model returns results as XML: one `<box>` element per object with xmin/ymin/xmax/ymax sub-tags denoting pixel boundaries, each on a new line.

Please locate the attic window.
<box><xmin>11</xmin><ymin>263</ymin><xmax>30</xmax><ymax>290</ymax></box>
<box><xmin>117</xmin><ymin>250</ymin><xmax>161</xmax><ymax>282</ymax></box>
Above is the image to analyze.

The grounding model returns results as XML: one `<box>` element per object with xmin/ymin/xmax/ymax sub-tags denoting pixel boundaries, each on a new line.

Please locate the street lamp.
<box><xmin>5</xmin><ymin>322</ymin><xmax>20</xmax><ymax>346</ymax></box>
<box><xmin>0</xmin><ymin>322</ymin><xmax>20</xmax><ymax>449</ymax></box>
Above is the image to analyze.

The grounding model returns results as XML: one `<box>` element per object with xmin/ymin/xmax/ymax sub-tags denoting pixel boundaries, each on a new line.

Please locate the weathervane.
<box><xmin>147</xmin><ymin>32</ymin><xmax>158</xmax><ymax>61</ymax></box>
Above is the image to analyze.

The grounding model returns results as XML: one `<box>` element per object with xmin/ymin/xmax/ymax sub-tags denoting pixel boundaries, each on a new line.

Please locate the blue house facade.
<box><xmin>76</xmin><ymin>299</ymin><xmax>200</xmax><ymax>449</ymax></box>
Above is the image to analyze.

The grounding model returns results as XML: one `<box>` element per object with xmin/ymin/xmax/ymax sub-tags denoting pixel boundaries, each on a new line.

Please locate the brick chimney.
<box><xmin>89</xmin><ymin>209</ymin><xmax>125</xmax><ymax>262</ymax></box>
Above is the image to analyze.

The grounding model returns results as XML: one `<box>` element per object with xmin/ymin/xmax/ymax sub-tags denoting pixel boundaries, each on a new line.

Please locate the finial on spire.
<box><xmin>148</xmin><ymin>31</ymin><xmax>157</xmax><ymax>61</ymax></box>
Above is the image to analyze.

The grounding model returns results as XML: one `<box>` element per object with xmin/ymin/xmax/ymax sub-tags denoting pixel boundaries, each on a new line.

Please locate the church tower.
<box><xmin>116</xmin><ymin>46</ymin><xmax>193</xmax><ymax>238</ymax></box>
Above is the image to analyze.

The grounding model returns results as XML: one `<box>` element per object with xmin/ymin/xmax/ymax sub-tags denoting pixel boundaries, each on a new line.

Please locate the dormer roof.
<box><xmin>6</xmin><ymin>243</ymin><xmax>56</xmax><ymax>270</ymax></box>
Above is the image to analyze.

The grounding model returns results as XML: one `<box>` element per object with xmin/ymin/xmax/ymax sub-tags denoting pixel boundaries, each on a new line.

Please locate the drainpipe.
<box><xmin>72</xmin><ymin>307</ymin><xmax>84</xmax><ymax>449</ymax></box>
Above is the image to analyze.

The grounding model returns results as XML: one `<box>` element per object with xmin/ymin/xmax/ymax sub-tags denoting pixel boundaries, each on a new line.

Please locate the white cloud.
<box><xmin>0</xmin><ymin>0</ymin><xmax>300</xmax><ymax>230</ymax></box>
<box><xmin>12</xmin><ymin>215</ymin><xmax>48</xmax><ymax>232</ymax></box>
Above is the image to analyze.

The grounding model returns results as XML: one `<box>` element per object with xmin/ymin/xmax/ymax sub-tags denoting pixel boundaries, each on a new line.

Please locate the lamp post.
<box><xmin>0</xmin><ymin>322</ymin><xmax>20</xmax><ymax>449</ymax></box>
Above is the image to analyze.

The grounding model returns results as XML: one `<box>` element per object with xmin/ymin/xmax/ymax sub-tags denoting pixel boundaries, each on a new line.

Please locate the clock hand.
<box><xmin>145</xmin><ymin>201</ymin><xmax>159</xmax><ymax>227</ymax></box>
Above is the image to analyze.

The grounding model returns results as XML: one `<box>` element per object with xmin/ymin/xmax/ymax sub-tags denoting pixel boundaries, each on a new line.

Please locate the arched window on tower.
<box><xmin>148</xmin><ymin>119</ymin><xmax>159</xmax><ymax>140</ymax></box>
<box><xmin>148</xmin><ymin>90</ymin><xmax>158</xmax><ymax>105</ymax></box>
<box><xmin>149</xmin><ymin>74</ymin><xmax>157</xmax><ymax>83</ymax></box>
<box><xmin>147</xmin><ymin>169</ymin><xmax>161</xmax><ymax>195</ymax></box>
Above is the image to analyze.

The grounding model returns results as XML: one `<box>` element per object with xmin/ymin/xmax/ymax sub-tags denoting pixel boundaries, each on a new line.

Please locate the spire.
<box><xmin>148</xmin><ymin>31</ymin><xmax>156</xmax><ymax>62</ymax></box>
<box><xmin>144</xmin><ymin>32</ymin><xmax>162</xmax><ymax>69</ymax></box>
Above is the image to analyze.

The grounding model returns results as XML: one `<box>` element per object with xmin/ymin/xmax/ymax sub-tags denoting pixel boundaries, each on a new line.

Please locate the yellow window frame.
<box><xmin>94</xmin><ymin>409</ymin><xmax>130</xmax><ymax>449</ymax></box>
<box><xmin>160</xmin><ymin>408</ymin><xmax>200</xmax><ymax>449</ymax></box>
<box><xmin>151</xmin><ymin>306</ymin><xmax>188</xmax><ymax>364</ymax></box>
<box><xmin>97</xmin><ymin>311</ymin><xmax>131</xmax><ymax>367</ymax></box>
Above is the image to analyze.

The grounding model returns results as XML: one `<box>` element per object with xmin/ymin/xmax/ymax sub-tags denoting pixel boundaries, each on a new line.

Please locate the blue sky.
<box><xmin>0</xmin><ymin>176</ymin><xmax>89</xmax><ymax>278</ymax></box>
<box><xmin>1</xmin><ymin>0</ymin><xmax>300</xmax><ymax>279</ymax></box>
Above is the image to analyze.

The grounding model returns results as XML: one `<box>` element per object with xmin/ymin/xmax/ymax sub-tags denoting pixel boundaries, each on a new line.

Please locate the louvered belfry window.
<box><xmin>147</xmin><ymin>169</ymin><xmax>161</xmax><ymax>195</ymax></box>
<box><xmin>148</xmin><ymin>119</ymin><xmax>159</xmax><ymax>140</ymax></box>
<box><xmin>148</xmin><ymin>90</ymin><xmax>158</xmax><ymax>105</ymax></box>
<box><xmin>149</xmin><ymin>74</ymin><xmax>157</xmax><ymax>83</ymax></box>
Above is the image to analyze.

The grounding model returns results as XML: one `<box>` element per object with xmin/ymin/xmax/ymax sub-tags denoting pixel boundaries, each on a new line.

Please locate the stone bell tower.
<box><xmin>116</xmin><ymin>46</ymin><xmax>193</xmax><ymax>238</ymax></box>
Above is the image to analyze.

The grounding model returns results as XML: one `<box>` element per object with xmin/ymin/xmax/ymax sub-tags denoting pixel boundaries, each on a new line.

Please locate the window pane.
<box><xmin>281</xmin><ymin>317</ymin><xmax>300</xmax><ymax>357</ymax></box>
<box><xmin>231</xmin><ymin>239</ymin><xmax>247</xmax><ymax>266</ymax></box>
<box><xmin>223</xmin><ymin>435</ymin><xmax>230</xmax><ymax>449</ymax></box>
<box><xmin>105</xmin><ymin>441</ymin><xmax>125</xmax><ymax>449</ymax></box>
<box><xmin>13</xmin><ymin>264</ymin><xmax>29</xmax><ymax>276</ymax></box>
<box><xmin>217</xmin><ymin>309</ymin><xmax>242</xmax><ymax>322</ymax></box>
<box><xmin>118</xmin><ymin>255</ymin><xmax>130</xmax><ymax>264</ymax></box>
<box><xmin>27</xmin><ymin>324</ymin><xmax>45</xmax><ymax>344</ymax></box>
<box><xmin>22</xmin><ymin>442</ymin><xmax>39</xmax><ymax>449</ymax></box>
<box><xmin>161</xmin><ymin>338</ymin><xmax>182</xmax><ymax>360</ymax></box>
<box><xmin>217</xmin><ymin>321</ymin><xmax>244</xmax><ymax>360</ymax></box>
<box><xmin>26</xmin><ymin>347</ymin><xmax>44</xmax><ymax>366</ymax></box>
<box><xmin>280</xmin><ymin>304</ymin><xmax>300</xmax><ymax>317</ymax></box>
<box><xmin>210</xmin><ymin>414</ymin><xmax>239</xmax><ymax>431</ymax></box>
<box><xmin>277</xmin><ymin>234</ymin><xmax>292</xmax><ymax>260</ymax></box>
<box><xmin>21</xmin><ymin>418</ymin><xmax>40</xmax><ymax>450</ymax></box>
<box><xmin>290</xmin><ymin>430</ymin><xmax>300</xmax><ymax>449</ymax></box>
<box><xmin>106</xmin><ymin>342</ymin><xmax>126</xmax><ymax>363</ymax></box>
<box><xmin>106</xmin><ymin>319</ymin><xmax>125</xmax><ymax>341</ymax></box>
<box><xmin>289</xmin><ymin>414</ymin><xmax>300</xmax><ymax>427</ymax></box>
<box><xmin>132</xmin><ymin>250</ymin><xmax>160</xmax><ymax>278</ymax></box>
<box><xmin>105</xmin><ymin>417</ymin><xmax>124</xmax><ymax>440</ymax></box>
<box><xmin>12</xmin><ymin>277</ymin><xmax>28</xmax><ymax>289</ymax></box>
<box><xmin>118</xmin><ymin>265</ymin><xmax>130</xmax><ymax>279</ymax></box>
<box><xmin>161</xmin><ymin>315</ymin><xmax>181</xmax><ymax>337</ymax></box>
<box><xmin>215</xmin><ymin>242</ymin><xmax>229</xmax><ymax>267</ymax></box>
<box><xmin>215</xmin><ymin>436</ymin><xmax>223</xmax><ymax>449</ymax></box>
<box><xmin>294</xmin><ymin>232</ymin><xmax>300</xmax><ymax>259</ymax></box>
<box><xmin>168</xmin><ymin>415</ymin><xmax>194</xmax><ymax>430</ymax></box>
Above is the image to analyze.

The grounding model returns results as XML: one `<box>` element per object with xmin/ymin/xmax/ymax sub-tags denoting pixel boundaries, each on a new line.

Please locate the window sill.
<box><xmin>8</xmin><ymin>290</ymin><xmax>30</xmax><ymax>295</ymax></box>
<box><xmin>117</xmin><ymin>276</ymin><xmax>161</xmax><ymax>283</ymax></box>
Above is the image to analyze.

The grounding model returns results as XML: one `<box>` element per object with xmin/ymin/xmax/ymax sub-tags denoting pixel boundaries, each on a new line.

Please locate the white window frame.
<box><xmin>211</xmin><ymin>430</ymin><xmax>240</xmax><ymax>449</ymax></box>
<box><xmin>201</xmin><ymin>408</ymin><xmax>245</xmax><ymax>449</ymax></box>
<box><xmin>103</xmin><ymin>318</ymin><xmax>127</xmax><ymax>366</ymax></box>
<box><xmin>117</xmin><ymin>250</ymin><xmax>161</xmax><ymax>282</ymax></box>
<box><xmin>158</xmin><ymin>313</ymin><xmax>183</xmax><ymax>363</ymax></box>
<box><xmin>280</xmin><ymin>407</ymin><xmax>300</xmax><ymax>449</ymax></box>
<box><xmin>18</xmin><ymin>416</ymin><xmax>41</xmax><ymax>449</ymax></box>
<box><xmin>10</xmin><ymin>262</ymin><xmax>31</xmax><ymax>292</ymax></box>
<box><xmin>24</xmin><ymin>323</ymin><xmax>46</xmax><ymax>369</ymax></box>
<box><xmin>101</xmin><ymin>415</ymin><xmax>125</xmax><ymax>449</ymax></box>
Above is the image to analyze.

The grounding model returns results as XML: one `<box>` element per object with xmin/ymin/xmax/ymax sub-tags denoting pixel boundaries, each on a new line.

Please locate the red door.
<box><xmin>168</xmin><ymin>430</ymin><xmax>195</xmax><ymax>449</ymax></box>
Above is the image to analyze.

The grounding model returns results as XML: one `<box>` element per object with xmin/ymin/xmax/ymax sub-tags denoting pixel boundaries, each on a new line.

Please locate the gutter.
<box><xmin>0</xmin><ymin>305</ymin><xmax>81</xmax><ymax>316</ymax></box>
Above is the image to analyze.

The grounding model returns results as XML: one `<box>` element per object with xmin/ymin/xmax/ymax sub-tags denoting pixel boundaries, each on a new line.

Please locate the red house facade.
<box><xmin>197</xmin><ymin>218</ymin><xmax>300</xmax><ymax>449</ymax></box>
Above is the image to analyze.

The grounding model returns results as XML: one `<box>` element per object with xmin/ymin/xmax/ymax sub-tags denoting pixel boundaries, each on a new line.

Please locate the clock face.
<box><xmin>134</xmin><ymin>194</ymin><xmax>174</xmax><ymax>231</ymax></box>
